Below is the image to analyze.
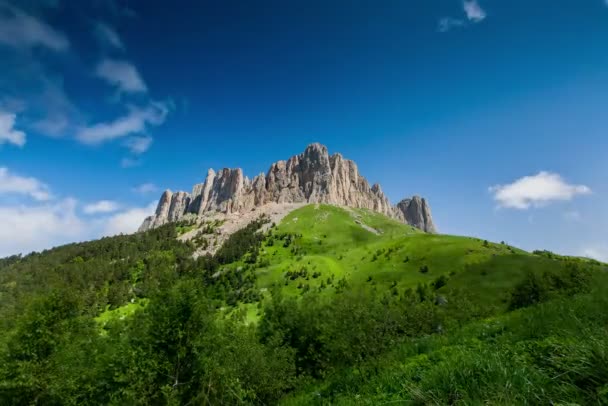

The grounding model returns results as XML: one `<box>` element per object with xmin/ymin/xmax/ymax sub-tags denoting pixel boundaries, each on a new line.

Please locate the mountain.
<box><xmin>140</xmin><ymin>143</ymin><xmax>436</xmax><ymax>233</ymax></box>
<box><xmin>2</xmin><ymin>154</ymin><xmax>607</xmax><ymax>405</ymax></box>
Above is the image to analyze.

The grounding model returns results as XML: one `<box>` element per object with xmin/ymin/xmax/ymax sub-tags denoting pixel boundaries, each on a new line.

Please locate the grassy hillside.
<box><xmin>0</xmin><ymin>204</ymin><xmax>606</xmax><ymax>405</ymax></box>
<box><xmin>235</xmin><ymin>204</ymin><xmax>595</xmax><ymax>316</ymax></box>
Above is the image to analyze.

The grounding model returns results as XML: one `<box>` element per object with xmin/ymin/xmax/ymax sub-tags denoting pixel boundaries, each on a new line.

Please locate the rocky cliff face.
<box><xmin>140</xmin><ymin>143</ymin><xmax>437</xmax><ymax>233</ymax></box>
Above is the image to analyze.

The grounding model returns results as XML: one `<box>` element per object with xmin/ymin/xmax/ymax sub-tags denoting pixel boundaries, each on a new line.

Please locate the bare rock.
<box><xmin>139</xmin><ymin>143</ymin><xmax>437</xmax><ymax>233</ymax></box>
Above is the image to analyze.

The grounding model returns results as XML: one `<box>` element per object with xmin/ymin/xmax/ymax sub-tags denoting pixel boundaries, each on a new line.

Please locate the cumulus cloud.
<box><xmin>133</xmin><ymin>183</ymin><xmax>158</xmax><ymax>194</ymax></box>
<box><xmin>0</xmin><ymin>197</ymin><xmax>156</xmax><ymax>256</ymax></box>
<box><xmin>95</xmin><ymin>59</ymin><xmax>147</xmax><ymax>94</ymax></box>
<box><xmin>124</xmin><ymin>135</ymin><xmax>153</xmax><ymax>154</ymax></box>
<box><xmin>0</xmin><ymin>167</ymin><xmax>51</xmax><ymax>201</ymax></box>
<box><xmin>0</xmin><ymin>111</ymin><xmax>26</xmax><ymax>146</ymax></box>
<box><xmin>102</xmin><ymin>201</ymin><xmax>156</xmax><ymax>237</ymax></box>
<box><xmin>76</xmin><ymin>102</ymin><xmax>168</xmax><ymax>145</ymax></box>
<box><xmin>463</xmin><ymin>0</ymin><xmax>486</xmax><ymax>22</ymax></box>
<box><xmin>94</xmin><ymin>22</ymin><xmax>124</xmax><ymax>50</ymax></box>
<box><xmin>0</xmin><ymin>198</ymin><xmax>86</xmax><ymax>257</ymax></box>
<box><xmin>83</xmin><ymin>200</ymin><xmax>120</xmax><ymax>214</ymax></box>
<box><xmin>0</xmin><ymin>3</ymin><xmax>69</xmax><ymax>51</ymax></box>
<box><xmin>489</xmin><ymin>171</ymin><xmax>591</xmax><ymax>210</ymax></box>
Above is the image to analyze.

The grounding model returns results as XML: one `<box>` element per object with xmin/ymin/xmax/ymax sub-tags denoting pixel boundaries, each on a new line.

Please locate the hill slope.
<box><xmin>0</xmin><ymin>204</ymin><xmax>606</xmax><ymax>405</ymax></box>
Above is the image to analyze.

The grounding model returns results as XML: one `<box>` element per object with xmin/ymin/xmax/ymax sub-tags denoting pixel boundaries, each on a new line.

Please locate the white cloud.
<box><xmin>438</xmin><ymin>17</ymin><xmax>465</xmax><ymax>33</ymax></box>
<box><xmin>463</xmin><ymin>0</ymin><xmax>486</xmax><ymax>22</ymax></box>
<box><xmin>102</xmin><ymin>201</ymin><xmax>156</xmax><ymax>236</ymax></box>
<box><xmin>0</xmin><ymin>111</ymin><xmax>26</xmax><ymax>147</ymax></box>
<box><xmin>0</xmin><ymin>3</ymin><xmax>69</xmax><ymax>51</ymax></box>
<box><xmin>124</xmin><ymin>135</ymin><xmax>152</xmax><ymax>154</ymax></box>
<box><xmin>581</xmin><ymin>246</ymin><xmax>608</xmax><ymax>263</ymax></box>
<box><xmin>95</xmin><ymin>59</ymin><xmax>147</xmax><ymax>94</ymax></box>
<box><xmin>0</xmin><ymin>198</ymin><xmax>157</xmax><ymax>256</ymax></box>
<box><xmin>489</xmin><ymin>171</ymin><xmax>591</xmax><ymax>210</ymax></box>
<box><xmin>76</xmin><ymin>102</ymin><xmax>168</xmax><ymax>145</ymax></box>
<box><xmin>0</xmin><ymin>167</ymin><xmax>51</xmax><ymax>201</ymax></box>
<box><xmin>0</xmin><ymin>167</ymin><xmax>158</xmax><ymax>256</ymax></box>
<box><xmin>133</xmin><ymin>183</ymin><xmax>158</xmax><ymax>194</ymax></box>
<box><xmin>83</xmin><ymin>200</ymin><xmax>120</xmax><ymax>214</ymax></box>
<box><xmin>0</xmin><ymin>198</ymin><xmax>86</xmax><ymax>257</ymax></box>
<box><xmin>94</xmin><ymin>22</ymin><xmax>124</xmax><ymax>50</ymax></box>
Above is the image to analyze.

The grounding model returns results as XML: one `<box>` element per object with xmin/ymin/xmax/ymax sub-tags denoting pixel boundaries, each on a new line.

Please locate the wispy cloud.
<box><xmin>95</xmin><ymin>59</ymin><xmax>147</xmax><ymax>94</ymax></box>
<box><xmin>124</xmin><ymin>135</ymin><xmax>153</xmax><ymax>154</ymax></box>
<box><xmin>0</xmin><ymin>167</ymin><xmax>51</xmax><ymax>201</ymax></box>
<box><xmin>463</xmin><ymin>0</ymin><xmax>486</xmax><ymax>22</ymax></box>
<box><xmin>94</xmin><ymin>22</ymin><xmax>124</xmax><ymax>50</ymax></box>
<box><xmin>133</xmin><ymin>183</ymin><xmax>158</xmax><ymax>194</ymax></box>
<box><xmin>489</xmin><ymin>171</ymin><xmax>591</xmax><ymax>210</ymax></box>
<box><xmin>120</xmin><ymin>157</ymin><xmax>141</xmax><ymax>168</ymax></box>
<box><xmin>438</xmin><ymin>17</ymin><xmax>465</xmax><ymax>33</ymax></box>
<box><xmin>0</xmin><ymin>111</ymin><xmax>26</xmax><ymax>147</ymax></box>
<box><xmin>76</xmin><ymin>102</ymin><xmax>168</xmax><ymax>145</ymax></box>
<box><xmin>439</xmin><ymin>0</ymin><xmax>487</xmax><ymax>33</ymax></box>
<box><xmin>0</xmin><ymin>2</ymin><xmax>69</xmax><ymax>51</ymax></box>
<box><xmin>83</xmin><ymin>200</ymin><xmax>120</xmax><ymax>214</ymax></box>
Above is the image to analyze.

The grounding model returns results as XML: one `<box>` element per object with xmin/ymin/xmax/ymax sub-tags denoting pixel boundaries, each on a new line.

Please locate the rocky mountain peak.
<box><xmin>139</xmin><ymin>143</ymin><xmax>437</xmax><ymax>233</ymax></box>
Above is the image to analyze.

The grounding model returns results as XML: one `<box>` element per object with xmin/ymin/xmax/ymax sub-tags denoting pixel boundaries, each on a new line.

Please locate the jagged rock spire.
<box><xmin>139</xmin><ymin>143</ymin><xmax>437</xmax><ymax>233</ymax></box>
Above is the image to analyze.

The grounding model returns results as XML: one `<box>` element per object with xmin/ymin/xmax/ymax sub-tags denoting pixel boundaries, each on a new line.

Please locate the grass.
<box><xmin>95</xmin><ymin>299</ymin><xmax>148</xmax><ymax>331</ymax></box>
<box><xmin>280</xmin><ymin>276</ymin><xmax>608</xmax><ymax>405</ymax></box>
<box><xmin>247</xmin><ymin>204</ymin><xmax>602</xmax><ymax>315</ymax></box>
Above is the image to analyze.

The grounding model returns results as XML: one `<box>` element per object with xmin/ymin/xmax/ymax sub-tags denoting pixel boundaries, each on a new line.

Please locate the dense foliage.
<box><xmin>1</xmin><ymin>206</ymin><xmax>606</xmax><ymax>405</ymax></box>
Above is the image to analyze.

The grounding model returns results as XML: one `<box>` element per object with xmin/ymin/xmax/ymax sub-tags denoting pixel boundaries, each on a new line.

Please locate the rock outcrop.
<box><xmin>395</xmin><ymin>196</ymin><xmax>436</xmax><ymax>233</ymax></box>
<box><xmin>139</xmin><ymin>143</ymin><xmax>437</xmax><ymax>232</ymax></box>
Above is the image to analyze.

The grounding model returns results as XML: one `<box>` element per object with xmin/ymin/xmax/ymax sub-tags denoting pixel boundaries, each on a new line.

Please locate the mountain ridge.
<box><xmin>139</xmin><ymin>143</ymin><xmax>436</xmax><ymax>232</ymax></box>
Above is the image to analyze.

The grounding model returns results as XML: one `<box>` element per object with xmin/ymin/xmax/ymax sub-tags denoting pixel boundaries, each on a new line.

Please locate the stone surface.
<box><xmin>395</xmin><ymin>196</ymin><xmax>436</xmax><ymax>233</ymax></box>
<box><xmin>139</xmin><ymin>143</ymin><xmax>437</xmax><ymax>233</ymax></box>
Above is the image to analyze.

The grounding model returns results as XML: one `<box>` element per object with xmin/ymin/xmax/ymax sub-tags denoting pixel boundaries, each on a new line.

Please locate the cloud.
<box><xmin>76</xmin><ymin>102</ymin><xmax>168</xmax><ymax>145</ymax></box>
<box><xmin>102</xmin><ymin>201</ymin><xmax>156</xmax><ymax>236</ymax></box>
<box><xmin>124</xmin><ymin>135</ymin><xmax>152</xmax><ymax>154</ymax></box>
<box><xmin>94</xmin><ymin>22</ymin><xmax>124</xmax><ymax>50</ymax></box>
<box><xmin>0</xmin><ymin>166</ymin><xmax>158</xmax><ymax>256</ymax></box>
<box><xmin>120</xmin><ymin>157</ymin><xmax>141</xmax><ymax>168</ymax></box>
<box><xmin>0</xmin><ymin>167</ymin><xmax>51</xmax><ymax>201</ymax></box>
<box><xmin>83</xmin><ymin>200</ymin><xmax>120</xmax><ymax>214</ymax></box>
<box><xmin>0</xmin><ymin>111</ymin><xmax>26</xmax><ymax>146</ymax></box>
<box><xmin>0</xmin><ymin>198</ymin><xmax>86</xmax><ymax>257</ymax></box>
<box><xmin>0</xmin><ymin>3</ymin><xmax>69</xmax><ymax>51</ymax></box>
<box><xmin>489</xmin><ymin>171</ymin><xmax>591</xmax><ymax>210</ymax></box>
<box><xmin>133</xmin><ymin>183</ymin><xmax>158</xmax><ymax>194</ymax></box>
<box><xmin>463</xmin><ymin>0</ymin><xmax>486</xmax><ymax>22</ymax></box>
<box><xmin>438</xmin><ymin>17</ymin><xmax>465</xmax><ymax>33</ymax></box>
<box><xmin>95</xmin><ymin>59</ymin><xmax>147</xmax><ymax>94</ymax></box>
<box><xmin>581</xmin><ymin>246</ymin><xmax>608</xmax><ymax>263</ymax></box>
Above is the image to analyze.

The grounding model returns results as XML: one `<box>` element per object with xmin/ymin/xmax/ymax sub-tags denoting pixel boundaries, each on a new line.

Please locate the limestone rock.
<box><xmin>138</xmin><ymin>143</ymin><xmax>437</xmax><ymax>233</ymax></box>
<box><xmin>395</xmin><ymin>196</ymin><xmax>436</xmax><ymax>233</ymax></box>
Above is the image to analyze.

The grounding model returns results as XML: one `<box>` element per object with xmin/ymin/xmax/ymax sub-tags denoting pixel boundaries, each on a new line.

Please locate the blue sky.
<box><xmin>0</xmin><ymin>0</ymin><xmax>607</xmax><ymax>259</ymax></box>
